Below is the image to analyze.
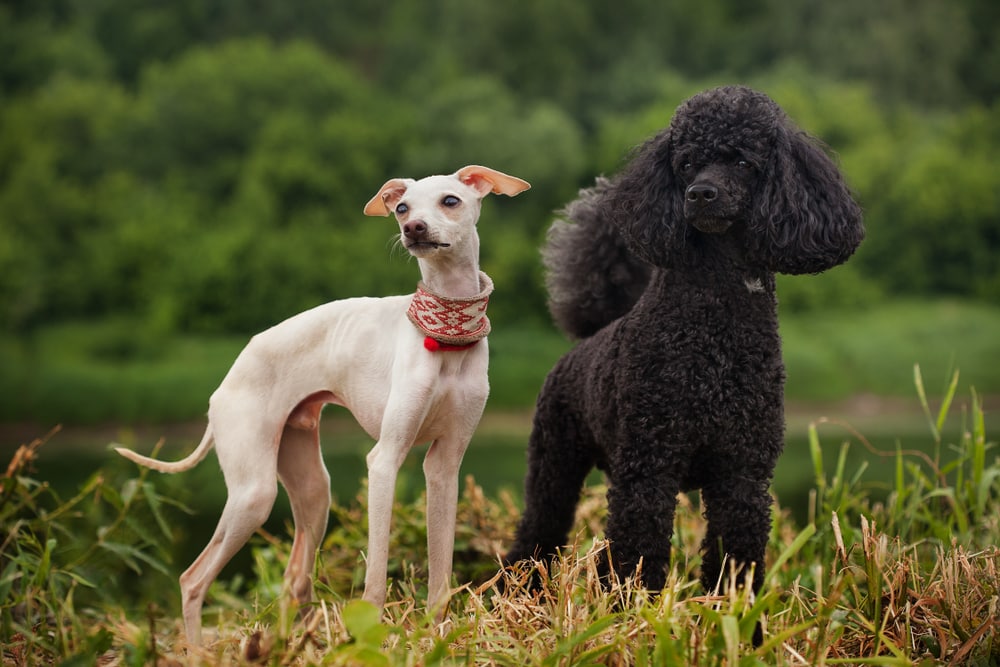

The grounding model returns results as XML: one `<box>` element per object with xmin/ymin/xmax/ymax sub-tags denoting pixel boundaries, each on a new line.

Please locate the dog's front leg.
<box><xmin>361</xmin><ymin>384</ymin><xmax>432</xmax><ymax>611</ymax></box>
<box><xmin>422</xmin><ymin>435</ymin><xmax>470</xmax><ymax>615</ymax></box>
<box><xmin>362</xmin><ymin>439</ymin><xmax>409</xmax><ymax>610</ymax></box>
<box><xmin>604</xmin><ymin>447</ymin><xmax>683</xmax><ymax>591</ymax></box>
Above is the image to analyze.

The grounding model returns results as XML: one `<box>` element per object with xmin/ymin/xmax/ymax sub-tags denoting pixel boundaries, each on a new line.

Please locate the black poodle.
<box><xmin>505</xmin><ymin>86</ymin><xmax>864</xmax><ymax>607</ymax></box>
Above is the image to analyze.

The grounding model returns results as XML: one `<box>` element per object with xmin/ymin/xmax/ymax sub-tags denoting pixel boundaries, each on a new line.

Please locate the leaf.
<box><xmin>34</xmin><ymin>538</ymin><xmax>55</xmax><ymax>587</ymax></box>
<box><xmin>121</xmin><ymin>514</ymin><xmax>160</xmax><ymax>547</ymax></box>
<box><xmin>141</xmin><ymin>481</ymin><xmax>173</xmax><ymax>539</ymax></box>
<box><xmin>120</xmin><ymin>478</ymin><xmax>139</xmax><ymax>506</ymax></box>
<box><xmin>98</xmin><ymin>541</ymin><xmax>146</xmax><ymax>574</ymax></box>
<box><xmin>58</xmin><ymin>628</ymin><xmax>114</xmax><ymax>666</ymax></box>
<box><xmin>341</xmin><ymin>599</ymin><xmax>388</xmax><ymax>647</ymax></box>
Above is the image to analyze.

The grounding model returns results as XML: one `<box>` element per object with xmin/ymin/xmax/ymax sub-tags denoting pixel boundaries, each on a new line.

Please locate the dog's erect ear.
<box><xmin>752</xmin><ymin>122</ymin><xmax>864</xmax><ymax>274</ymax></box>
<box><xmin>603</xmin><ymin>128</ymin><xmax>684</xmax><ymax>268</ymax></box>
<box><xmin>456</xmin><ymin>165</ymin><xmax>531</xmax><ymax>198</ymax></box>
<box><xmin>364</xmin><ymin>178</ymin><xmax>413</xmax><ymax>216</ymax></box>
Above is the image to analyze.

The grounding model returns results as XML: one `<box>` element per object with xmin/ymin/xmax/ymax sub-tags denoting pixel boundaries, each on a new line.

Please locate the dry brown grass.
<box><xmin>4</xmin><ymin>392</ymin><xmax>998</xmax><ymax>667</ymax></box>
<box><xmin>74</xmin><ymin>476</ymin><xmax>997</xmax><ymax>667</ymax></box>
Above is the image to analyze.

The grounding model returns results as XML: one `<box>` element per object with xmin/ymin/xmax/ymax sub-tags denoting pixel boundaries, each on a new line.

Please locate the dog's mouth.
<box><xmin>685</xmin><ymin>198</ymin><xmax>738</xmax><ymax>233</ymax></box>
<box><xmin>406</xmin><ymin>240</ymin><xmax>451</xmax><ymax>252</ymax></box>
<box><xmin>690</xmin><ymin>216</ymin><xmax>734</xmax><ymax>234</ymax></box>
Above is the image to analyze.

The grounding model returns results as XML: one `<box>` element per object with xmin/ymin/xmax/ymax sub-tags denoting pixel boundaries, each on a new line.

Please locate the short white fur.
<box><xmin>115</xmin><ymin>165</ymin><xmax>529</xmax><ymax>644</ymax></box>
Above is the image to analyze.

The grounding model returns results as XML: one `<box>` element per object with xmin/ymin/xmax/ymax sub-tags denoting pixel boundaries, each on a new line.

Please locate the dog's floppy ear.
<box><xmin>364</xmin><ymin>178</ymin><xmax>413</xmax><ymax>216</ymax></box>
<box><xmin>603</xmin><ymin>128</ymin><xmax>684</xmax><ymax>267</ymax></box>
<box><xmin>753</xmin><ymin>122</ymin><xmax>864</xmax><ymax>274</ymax></box>
<box><xmin>456</xmin><ymin>165</ymin><xmax>531</xmax><ymax>198</ymax></box>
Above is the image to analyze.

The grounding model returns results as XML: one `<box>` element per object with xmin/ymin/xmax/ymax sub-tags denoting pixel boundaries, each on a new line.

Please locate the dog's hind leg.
<box><xmin>422</xmin><ymin>435</ymin><xmax>471</xmax><ymax>613</ymax></box>
<box><xmin>276</xmin><ymin>424</ymin><xmax>331</xmax><ymax>609</ymax></box>
<box><xmin>505</xmin><ymin>392</ymin><xmax>594</xmax><ymax>567</ymax></box>
<box><xmin>179</xmin><ymin>425</ymin><xmax>280</xmax><ymax>644</ymax></box>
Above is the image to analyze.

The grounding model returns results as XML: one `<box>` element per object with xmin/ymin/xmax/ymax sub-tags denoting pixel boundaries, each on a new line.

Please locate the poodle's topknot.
<box><xmin>545</xmin><ymin>85</ymin><xmax>863</xmax><ymax>338</ymax></box>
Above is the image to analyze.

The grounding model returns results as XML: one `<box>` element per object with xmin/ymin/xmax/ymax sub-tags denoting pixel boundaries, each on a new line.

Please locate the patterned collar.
<box><xmin>407</xmin><ymin>271</ymin><xmax>493</xmax><ymax>351</ymax></box>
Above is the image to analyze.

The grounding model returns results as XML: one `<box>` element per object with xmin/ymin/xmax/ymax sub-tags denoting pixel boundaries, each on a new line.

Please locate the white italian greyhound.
<box><xmin>116</xmin><ymin>165</ymin><xmax>530</xmax><ymax>644</ymax></box>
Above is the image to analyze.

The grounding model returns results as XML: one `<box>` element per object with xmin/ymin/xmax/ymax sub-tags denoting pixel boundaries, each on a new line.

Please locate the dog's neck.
<box><xmin>407</xmin><ymin>271</ymin><xmax>493</xmax><ymax>347</ymax></box>
<box><xmin>416</xmin><ymin>249</ymin><xmax>482</xmax><ymax>298</ymax></box>
<box><xmin>678</xmin><ymin>227</ymin><xmax>772</xmax><ymax>288</ymax></box>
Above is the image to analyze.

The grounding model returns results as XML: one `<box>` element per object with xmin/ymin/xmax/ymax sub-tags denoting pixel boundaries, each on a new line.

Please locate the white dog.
<box><xmin>116</xmin><ymin>165</ymin><xmax>530</xmax><ymax>644</ymax></box>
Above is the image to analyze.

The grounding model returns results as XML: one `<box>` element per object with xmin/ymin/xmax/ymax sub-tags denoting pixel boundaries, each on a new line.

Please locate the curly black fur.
<box><xmin>506</xmin><ymin>86</ymin><xmax>863</xmax><ymax>621</ymax></box>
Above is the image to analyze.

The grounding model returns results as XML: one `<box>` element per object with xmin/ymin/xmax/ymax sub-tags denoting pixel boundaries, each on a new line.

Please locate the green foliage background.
<box><xmin>2</xmin><ymin>0</ymin><xmax>999</xmax><ymax>340</ymax></box>
<box><xmin>2</xmin><ymin>6</ymin><xmax>999</xmax><ymax>662</ymax></box>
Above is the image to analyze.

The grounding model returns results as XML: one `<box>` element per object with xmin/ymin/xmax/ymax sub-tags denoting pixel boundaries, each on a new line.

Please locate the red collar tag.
<box><xmin>424</xmin><ymin>336</ymin><xmax>480</xmax><ymax>352</ymax></box>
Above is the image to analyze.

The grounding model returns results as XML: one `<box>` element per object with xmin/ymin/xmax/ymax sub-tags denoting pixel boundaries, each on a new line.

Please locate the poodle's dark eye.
<box><xmin>681</xmin><ymin>162</ymin><xmax>694</xmax><ymax>172</ymax></box>
<box><xmin>737</xmin><ymin>159</ymin><xmax>751</xmax><ymax>169</ymax></box>
<box><xmin>441</xmin><ymin>195</ymin><xmax>461</xmax><ymax>207</ymax></box>
<box><xmin>395</xmin><ymin>202</ymin><xmax>409</xmax><ymax>215</ymax></box>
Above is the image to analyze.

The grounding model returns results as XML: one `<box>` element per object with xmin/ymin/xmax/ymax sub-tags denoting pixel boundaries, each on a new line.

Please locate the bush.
<box><xmin>0</xmin><ymin>430</ymin><xmax>181</xmax><ymax>660</ymax></box>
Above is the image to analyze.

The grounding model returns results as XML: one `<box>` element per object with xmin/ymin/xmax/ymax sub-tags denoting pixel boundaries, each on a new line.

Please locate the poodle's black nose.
<box><xmin>686</xmin><ymin>183</ymin><xmax>718</xmax><ymax>204</ymax></box>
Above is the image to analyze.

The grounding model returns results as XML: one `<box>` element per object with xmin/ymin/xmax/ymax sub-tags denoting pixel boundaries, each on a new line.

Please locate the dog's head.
<box><xmin>364</xmin><ymin>166</ymin><xmax>530</xmax><ymax>258</ymax></box>
<box><xmin>606</xmin><ymin>85</ymin><xmax>863</xmax><ymax>273</ymax></box>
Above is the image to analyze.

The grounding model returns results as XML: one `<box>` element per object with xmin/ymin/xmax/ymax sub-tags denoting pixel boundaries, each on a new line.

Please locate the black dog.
<box><xmin>505</xmin><ymin>86</ymin><xmax>864</xmax><ymax>607</ymax></box>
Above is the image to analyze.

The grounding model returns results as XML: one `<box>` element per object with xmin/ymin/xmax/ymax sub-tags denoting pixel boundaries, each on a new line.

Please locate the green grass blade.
<box><xmin>721</xmin><ymin>615</ymin><xmax>741</xmax><ymax>664</ymax></box>
<box><xmin>766</xmin><ymin>523</ymin><xmax>817</xmax><ymax>584</ymax></box>
<box><xmin>543</xmin><ymin>614</ymin><xmax>618</xmax><ymax>666</ymax></box>
<box><xmin>914</xmin><ymin>364</ymin><xmax>937</xmax><ymax>441</ymax></box>
<box><xmin>809</xmin><ymin>422</ymin><xmax>825</xmax><ymax>497</ymax></box>
<box><xmin>934</xmin><ymin>370</ymin><xmax>960</xmax><ymax>436</ymax></box>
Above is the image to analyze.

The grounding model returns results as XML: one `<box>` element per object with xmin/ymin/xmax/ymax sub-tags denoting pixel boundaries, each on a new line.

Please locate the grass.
<box><xmin>2</xmin><ymin>374</ymin><xmax>998</xmax><ymax>664</ymax></box>
<box><xmin>2</xmin><ymin>299</ymin><xmax>1000</xmax><ymax>424</ymax></box>
<box><xmin>780</xmin><ymin>299</ymin><xmax>1000</xmax><ymax>401</ymax></box>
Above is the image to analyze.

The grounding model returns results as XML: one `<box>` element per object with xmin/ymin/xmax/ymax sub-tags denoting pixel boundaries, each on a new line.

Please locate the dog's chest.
<box><xmin>598</xmin><ymin>283</ymin><xmax>785</xmax><ymax>416</ymax></box>
<box><xmin>416</xmin><ymin>364</ymin><xmax>489</xmax><ymax>441</ymax></box>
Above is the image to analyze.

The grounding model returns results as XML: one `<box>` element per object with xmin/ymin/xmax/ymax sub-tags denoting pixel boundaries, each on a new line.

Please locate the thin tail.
<box><xmin>114</xmin><ymin>426</ymin><xmax>214</xmax><ymax>474</ymax></box>
<box><xmin>544</xmin><ymin>177</ymin><xmax>651</xmax><ymax>339</ymax></box>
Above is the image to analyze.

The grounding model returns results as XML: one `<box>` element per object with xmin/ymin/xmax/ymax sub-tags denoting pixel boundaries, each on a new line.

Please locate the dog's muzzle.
<box><xmin>690</xmin><ymin>216</ymin><xmax>734</xmax><ymax>233</ymax></box>
<box><xmin>403</xmin><ymin>219</ymin><xmax>451</xmax><ymax>253</ymax></box>
<box><xmin>685</xmin><ymin>182</ymin><xmax>734</xmax><ymax>233</ymax></box>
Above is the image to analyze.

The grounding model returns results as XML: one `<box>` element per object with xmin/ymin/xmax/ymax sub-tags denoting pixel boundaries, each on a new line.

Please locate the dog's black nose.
<box><xmin>403</xmin><ymin>220</ymin><xmax>427</xmax><ymax>238</ymax></box>
<box><xmin>686</xmin><ymin>183</ymin><xmax>718</xmax><ymax>203</ymax></box>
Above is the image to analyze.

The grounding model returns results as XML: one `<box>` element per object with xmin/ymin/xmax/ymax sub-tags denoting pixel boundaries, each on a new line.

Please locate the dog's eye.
<box><xmin>441</xmin><ymin>195</ymin><xmax>461</xmax><ymax>208</ymax></box>
<box><xmin>681</xmin><ymin>162</ymin><xmax>693</xmax><ymax>172</ymax></box>
<box><xmin>737</xmin><ymin>159</ymin><xmax>751</xmax><ymax>169</ymax></box>
<box><xmin>395</xmin><ymin>203</ymin><xmax>409</xmax><ymax>215</ymax></box>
